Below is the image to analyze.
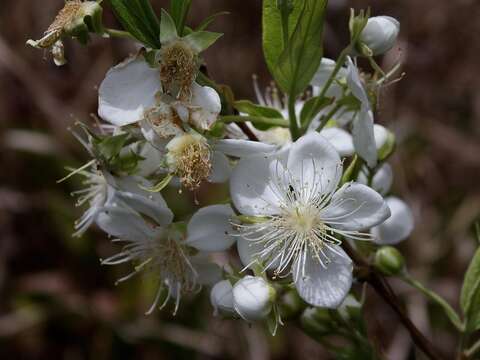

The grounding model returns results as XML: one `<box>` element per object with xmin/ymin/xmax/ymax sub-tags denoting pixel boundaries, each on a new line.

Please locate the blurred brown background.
<box><xmin>1</xmin><ymin>0</ymin><xmax>479</xmax><ymax>359</ymax></box>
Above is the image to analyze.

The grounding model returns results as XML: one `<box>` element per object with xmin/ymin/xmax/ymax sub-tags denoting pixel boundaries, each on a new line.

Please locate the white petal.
<box><xmin>311</xmin><ymin>58</ymin><xmax>347</xmax><ymax>98</ymax></box>
<box><xmin>98</xmin><ymin>56</ymin><xmax>161</xmax><ymax>126</ymax></box>
<box><xmin>209</xmin><ymin>151</ymin><xmax>231</xmax><ymax>183</ymax></box>
<box><xmin>374</xmin><ymin>124</ymin><xmax>389</xmax><ymax>150</ymax></box>
<box><xmin>357</xmin><ymin>163</ymin><xmax>393</xmax><ymax>196</ymax></box>
<box><xmin>320</xmin><ymin>127</ymin><xmax>354</xmax><ymax>157</ymax></box>
<box><xmin>113</xmin><ymin>177</ymin><xmax>174</xmax><ymax>226</ymax></box>
<box><xmin>96</xmin><ymin>206</ymin><xmax>155</xmax><ymax>240</ymax></box>
<box><xmin>287</xmin><ymin>132</ymin><xmax>342</xmax><ymax>197</ymax></box>
<box><xmin>210</xmin><ymin>280</ymin><xmax>235</xmax><ymax>315</ymax></box>
<box><xmin>346</xmin><ymin>58</ymin><xmax>369</xmax><ymax>105</ymax></box>
<box><xmin>236</xmin><ymin>235</ymin><xmax>280</xmax><ymax>270</ymax></box>
<box><xmin>189</xmin><ymin>83</ymin><xmax>221</xmax><ymax>130</ymax></box>
<box><xmin>230</xmin><ymin>154</ymin><xmax>283</xmax><ymax>216</ymax></box>
<box><xmin>352</xmin><ymin>108</ymin><xmax>377</xmax><ymax>167</ymax></box>
<box><xmin>190</xmin><ymin>254</ymin><xmax>223</xmax><ymax>285</ymax></box>
<box><xmin>371</xmin><ymin>197</ymin><xmax>414</xmax><ymax>245</ymax></box>
<box><xmin>186</xmin><ymin>205</ymin><xmax>236</xmax><ymax>252</ymax></box>
<box><xmin>294</xmin><ymin>246</ymin><xmax>353</xmax><ymax>308</ymax></box>
<box><xmin>321</xmin><ymin>183</ymin><xmax>391</xmax><ymax>231</ymax></box>
<box><xmin>135</xmin><ymin>142</ymin><xmax>164</xmax><ymax>177</ymax></box>
<box><xmin>215</xmin><ymin>139</ymin><xmax>277</xmax><ymax>158</ymax></box>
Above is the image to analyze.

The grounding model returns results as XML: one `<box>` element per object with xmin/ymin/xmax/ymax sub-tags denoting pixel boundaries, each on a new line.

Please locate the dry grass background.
<box><xmin>0</xmin><ymin>0</ymin><xmax>479</xmax><ymax>359</ymax></box>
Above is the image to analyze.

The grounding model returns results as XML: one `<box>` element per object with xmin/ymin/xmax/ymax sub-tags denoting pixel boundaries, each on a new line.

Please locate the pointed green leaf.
<box><xmin>109</xmin><ymin>0</ymin><xmax>160</xmax><ymax>48</ymax></box>
<box><xmin>262</xmin><ymin>0</ymin><xmax>303</xmax><ymax>77</ymax></box>
<box><xmin>234</xmin><ymin>100</ymin><xmax>284</xmax><ymax>119</ymax></box>
<box><xmin>275</xmin><ymin>0</ymin><xmax>327</xmax><ymax>96</ymax></box>
<box><xmin>94</xmin><ymin>133</ymin><xmax>129</xmax><ymax>160</ymax></box>
<box><xmin>461</xmin><ymin>245</ymin><xmax>480</xmax><ymax>332</ymax></box>
<box><xmin>170</xmin><ymin>0</ymin><xmax>192</xmax><ymax>36</ymax></box>
<box><xmin>233</xmin><ymin>100</ymin><xmax>285</xmax><ymax>130</ymax></box>
<box><xmin>299</xmin><ymin>96</ymin><xmax>333</xmax><ymax>127</ymax></box>
<box><xmin>184</xmin><ymin>31</ymin><xmax>223</xmax><ymax>53</ymax></box>
<box><xmin>196</xmin><ymin>11</ymin><xmax>230</xmax><ymax>31</ymax></box>
<box><xmin>160</xmin><ymin>9</ymin><xmax>178</xmax><ymax>44</ymax></box>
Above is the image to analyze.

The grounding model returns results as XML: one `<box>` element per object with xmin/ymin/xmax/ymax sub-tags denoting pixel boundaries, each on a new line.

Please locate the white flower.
<box><xmin>97</xmin><ymin>203</ymin><xmax>234</xmax><ymax>314</ymax></box>
<box><xmin>232</xmin><ymin>276</ymin><xmax>275</xmax><ymax>321</ymax></box>
<box><xmin>210</xmin><ymin>280</ymin><xmax>235</xmax><ymax>316</ymax></box>
<box><xmin>371</xmin><ymin>196</ymin><xmax>414</xmax><ymax>245</ymax></box>
<box><xmin>360</xmin><ymin>16</ymin><xmax>400</xmax><ymax>55</ymax></box>
<box><xmin>231</xmin><ymin>132</ymin><xmax>390</xmax><ymax>307</ymax></box>
<box><xmin>70</xmin><ymin>164</ymin><xmax>172</xmax><ymax>237</ymax></box>
<box><xmin>346</xmin><ymin>57</ymin><xmax>377</xmax><ymax>168</ymax></box>
<box><xmin>98</xmin><ymin>54</ymin><xmax>220</xmax><ymax>131</ymax></box>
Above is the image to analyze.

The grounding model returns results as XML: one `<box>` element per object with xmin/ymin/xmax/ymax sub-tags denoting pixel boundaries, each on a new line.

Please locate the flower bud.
<box><xmin>210</xmin><ymin>280</ymin><xmax>235</xmax><ymax>316</ymax></box>
<box><xmin>374</xmin><ymin>246</ymin><xmax>405</xmax><ymax>276</ymax></box>
<box><xmin>300</xmin><ymin>307</ymin><xmax>333</xmax><ymax>338</ymax></box>
<box><xmin>232</xmin><ymin>276</ymin><xmax>275</xmax><ymax>321</ymax></box>
<box><xmin>359</xmin><ymin>16</ymin><xmax>400</xmax><ymax>55</ymax></box>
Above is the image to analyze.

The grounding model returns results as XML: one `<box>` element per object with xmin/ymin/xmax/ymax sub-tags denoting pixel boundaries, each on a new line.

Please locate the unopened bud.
<box><xmin>375</xmin><ymin>246</ymin><xmax>405</xmax><ymax>276</ymax></box>
<box><xmin>359</xmin><ymin>16</ymin><xmax>400</xmax><ymax>55</ymax></box>
<box><xmin>210</xmin><ymin>280</ymin><xmax>235</xmax><ymax>316</ymax></box>
<box><xmin>232</xmin><ymin>276</ymin><xmax>275</xmax><ymax>321</ymax></box>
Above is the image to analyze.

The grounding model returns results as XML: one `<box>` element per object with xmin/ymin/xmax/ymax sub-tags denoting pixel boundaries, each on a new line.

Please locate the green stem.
<box><xmin>219</xmin><ymin>115</ymin><xmax>288</xmax><ymax>127</ymax></box>
<box><xmin>104</xmin><ymin>28</ymin><xmax>135</xmax><ymax>39</ymax></box>
<box><xmin>367</xmin><ymin>56</ymin><xmax>386</xmax><ymax>78</ymax></box>
<box><xmin>316</xmin><ymin>102</ymin><xmax>343</xmax><ymax>132</ymax></box>
<box><xmin>303</xmin><ymin>45</ymin><xmax>351</xmax><ymax>130</ymax></box>
<box><xmin>288</xmin><ymin>96</ymin><xmax>301</xmax><ymax>140</ymax></box>
<box><xmin>400</xmin><ymin>273</ymin><xmax>464</xmax><ymax>332</ymax></box>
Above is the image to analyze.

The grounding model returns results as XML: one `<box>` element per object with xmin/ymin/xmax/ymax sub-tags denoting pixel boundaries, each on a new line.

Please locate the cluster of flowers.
<box><xmin>32</xmin><ymin>5</ymin><xmax>413</xmax><ymax>324</ymax></box>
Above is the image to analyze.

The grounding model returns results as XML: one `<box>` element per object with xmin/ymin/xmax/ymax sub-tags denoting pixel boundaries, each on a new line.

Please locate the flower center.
<box><xmin>159</xmin><ymin>40</ymin><xmax>197</xmax><ymax>100</ymax></box>
<box><xmin>145</xmin><ymin>103</ymin><xmax>183</xmax><ymax>138</ymax></box>
<box><xmin>166</xmin><ymin>133</ymin><xmax>211</xmax><ymax>190</ymax></box>
<box><xmin>285</xmin><ymin>204</ymin><xmax>321</xmax><ymax>235</ymax></box>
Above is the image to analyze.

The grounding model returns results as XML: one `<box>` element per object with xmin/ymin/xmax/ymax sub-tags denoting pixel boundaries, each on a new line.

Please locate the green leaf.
<box><xmin>275</xmin><ymin>0</ymin><xmax>327</xmax><ymax>96</ymax></box>
<box><xmin>461</xmin><ymin>246</ymin><xmax>480</xmax><ymax>332</ymax></box>
<box><xmin>109</xmin><ymin>0</ymin><xmax>160</xmax><ymax>48</ymax></box>
<box><xmin>234</xmin><ymin>100</ymin><xmax>284</xmax><ymax>118</ymax></box>
<box><xmin>184</xmin><ymin>31</ymin><xmax>223</xmax><ymax>53</ymax></box>
<box><xmin>139</xmin><ymin>174</ymin><xmax>174</xmax><ymax>192</ymax></box>
<box><xmin>169</xmin><ymin>0</ymin><xmax>191</xmax><ymax>36</ymax></box>
<box><xmin>94</xmin><ymin>133</ymin><xmax>129</xmax><ymax>160</ymax></box>
<box><xmin>299</xmin><ymin>96</ymin><xmax>333</xmax><ymax>127</ymax></box>
<box><xmin>160</xmin><ymin>9</ymin><xmax>178</xmax><ymax>44</ymax></box>
<box><xmin>196</xmin><ymin>11</ymin><xmax>230</xmax><ymax>31</ymax></box>
<box><xmin>262</xmin><ymin>0</ymin><xmax>303</xmax><ymax>77</ymax></box>
<box><xmin>233</xmin><ymin>100</ymin><xmax>285</xmax><ymax>130</ymax></box>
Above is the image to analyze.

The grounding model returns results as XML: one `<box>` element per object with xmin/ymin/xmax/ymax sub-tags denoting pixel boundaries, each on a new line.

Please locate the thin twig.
<box><xmin>342</xmin><ymin>241</ymin><xmax>444</xmax><ymax>360</ymax></box>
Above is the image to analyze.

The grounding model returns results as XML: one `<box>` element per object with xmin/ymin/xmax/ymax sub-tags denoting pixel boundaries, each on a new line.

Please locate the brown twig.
<box><xmin>342</xmin><ymin>241</ymin><xmax>444</xmax><ymax>360</ymax></box>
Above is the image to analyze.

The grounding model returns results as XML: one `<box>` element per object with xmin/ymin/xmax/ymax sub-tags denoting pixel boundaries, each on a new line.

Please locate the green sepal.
<box><xmin>378</xmin><ymin>129</ymin><xmax>396</xmax><ymax>161</ymax></box>
<box><xmin>159</xmin><ymin>9</ymin><xmax>179</xmax><ymax>44</ymax></box>
<box><xmin>139</xmin><ymin>173</ymin><xmax>174</xmax><ymax>193</ymax></box>
<box><xmin>184</xmin><ymin>31</ymin><xmax>223</xmax><ymax>53</ymax></box>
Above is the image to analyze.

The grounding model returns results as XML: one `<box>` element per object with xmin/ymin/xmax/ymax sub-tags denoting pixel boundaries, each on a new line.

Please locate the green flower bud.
<box><xmin>278</xmin><ymin>288</ymin><xmax>305</xmax><ymax>319</ymax></box>
<box><xmin>375</xmin><ymin>246</ymin><xmax>405</xmax><ymax>276</ymax></box>
<box><xmin>300</xmin><ymin>307</ymin><xmax>333</xmax><ymax>338</ymax></box>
